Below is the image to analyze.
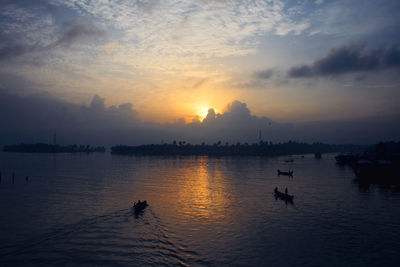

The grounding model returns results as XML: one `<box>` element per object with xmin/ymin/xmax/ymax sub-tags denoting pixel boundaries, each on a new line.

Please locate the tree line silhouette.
<box><xmin>111</xmin><ymin>141</ymin><xmax>365</xmax><ymax>156</ymax></box>
<box><xmin>3</xmin><ymin>143</ymin><xmax>106</xmax><ymax>153</ymax></box>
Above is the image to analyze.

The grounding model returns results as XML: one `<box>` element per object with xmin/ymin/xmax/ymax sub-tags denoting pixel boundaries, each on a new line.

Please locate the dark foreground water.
<box><xmin>0</xmin><ymin>152</ymin><xmax>399</xmax><ymax>266</ymax></box>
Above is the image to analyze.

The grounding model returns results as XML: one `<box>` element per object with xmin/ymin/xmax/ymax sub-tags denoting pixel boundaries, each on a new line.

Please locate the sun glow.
<box><xmin>198</xmin><ymin>108</ymin><xmax>209</xmax><ymax>121</ymax></box>
<box><xmin>196</xmin><ymin>106</ymin><xmax>219</xmax><ymax>121</ymax></box>
<box><xmin>188</xmin><ymin>99</ymin><xmax>222</xmax><ymax>123</ymax></box>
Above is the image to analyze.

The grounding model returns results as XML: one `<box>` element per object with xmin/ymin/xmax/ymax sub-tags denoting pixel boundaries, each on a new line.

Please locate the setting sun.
<box><xmin>194</xmin><ymin>104</ymin><xmax>219</xmax><ymax>121</ymax></box>
<box><xmin>198</xmin><ymin>108</ymin><xmax>209</xmax><ymax>121</ymax></box>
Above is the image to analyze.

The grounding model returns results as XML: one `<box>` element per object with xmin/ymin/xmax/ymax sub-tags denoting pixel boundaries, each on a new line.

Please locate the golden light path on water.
<box><xmin>175</xmin><ymin>157</ymin><xmax>232</xmax><ymax>222</ymax></box>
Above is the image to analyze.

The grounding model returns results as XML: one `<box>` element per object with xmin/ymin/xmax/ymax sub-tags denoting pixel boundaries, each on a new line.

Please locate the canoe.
<box><xmin>133</xmin><ymin>200</ymin><xmax>147</xmax><ymax>213</ymax></box>
<box><xmin>277</xmin><ymin>169</ymin><xmax>293</xmax><ymax>176</ymax></box>
<box><xmin>274</xmin><ymin>191</ymin><xmax>294</xmax><ymax>202</ymax></box>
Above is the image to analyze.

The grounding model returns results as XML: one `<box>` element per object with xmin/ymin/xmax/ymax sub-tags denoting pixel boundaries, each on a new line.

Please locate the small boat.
<box><xmin>133</xmin><ymin>200</ymin><xmax>148</xmax><ymax>213</ymax></box>
<box><xmin>274</xmin><ymin>189</ymin><xmax>294</xmax><ymax>202</ymax></box>
<box><xmin>284</xmin><ymin>159</ymin><xmax>294</xmax><ymax>163</ymax></box>
<box><xmin>277</xmin><ymin>169</ymin><xmax>293</xmax><ymax>176</ymax></box>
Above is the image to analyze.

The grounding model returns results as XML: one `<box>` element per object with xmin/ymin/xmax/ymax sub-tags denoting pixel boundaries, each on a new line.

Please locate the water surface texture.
<box><xmin>0</xmin><ymin>153</ymin><xmax>399</xmax><ymax>266</ymax></box>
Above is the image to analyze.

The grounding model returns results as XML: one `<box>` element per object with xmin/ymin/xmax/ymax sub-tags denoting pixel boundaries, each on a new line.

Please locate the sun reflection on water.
<box><xmin>176</xmin><ymin>157</ymin><xmax>232</xmax><ymax>222</ymax></box>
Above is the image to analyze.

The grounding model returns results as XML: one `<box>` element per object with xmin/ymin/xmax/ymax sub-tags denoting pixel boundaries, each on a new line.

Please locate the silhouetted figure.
<box><xmin>133</xmin><ymin>200</ymin><xmax>148</xmax><ymax>214</ymax></box>
<box><xmin>12</xmin><ymin>172</ymin><xmax>15</xmax><ymax>184</ymax></box>
<box><xmin>285</xmin><ymin>188</ymin><xmax>288</xmax><ymax>195</ymax></box>
<box><xmin>274</xmin><ymin>188</ymin><xmax>294</xmax><ymax>203</ymax></box>
<box><xmin>25</xmin><ymin>176</ymin><xmax>29</xmax><ymax>182</ymax></box>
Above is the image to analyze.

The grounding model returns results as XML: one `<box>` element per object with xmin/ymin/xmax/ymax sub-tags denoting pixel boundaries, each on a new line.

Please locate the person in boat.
<box><xmin>285</xmin><ymin>188</ymin><xmax>288</xmax><ymax>195</ymax></box>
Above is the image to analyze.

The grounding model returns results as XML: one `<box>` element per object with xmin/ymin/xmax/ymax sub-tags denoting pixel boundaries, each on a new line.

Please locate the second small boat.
<box><xmin>274</xmin><ymin>188</ymin><xmax>294</xmax><ymax>202</ymax></box>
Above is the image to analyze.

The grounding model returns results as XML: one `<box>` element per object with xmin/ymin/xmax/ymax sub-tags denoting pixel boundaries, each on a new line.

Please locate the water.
<box><xmin>0</xmin><ymin>152</ymin><xmax>399</xmax><ymax>266</ymax></box>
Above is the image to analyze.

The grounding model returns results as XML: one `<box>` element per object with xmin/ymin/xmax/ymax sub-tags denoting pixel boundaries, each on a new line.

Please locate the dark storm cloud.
<box><xmin>289</xmin><ymin>44</ymin><xmax>400</xmax><ymax>78</ymax></box>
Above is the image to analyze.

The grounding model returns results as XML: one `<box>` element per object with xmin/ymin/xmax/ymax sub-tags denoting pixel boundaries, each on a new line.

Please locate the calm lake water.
<box><xmin>0</xmin><ymin>152</ymin><xmax>399</xmax><ymax>266</ymax></box>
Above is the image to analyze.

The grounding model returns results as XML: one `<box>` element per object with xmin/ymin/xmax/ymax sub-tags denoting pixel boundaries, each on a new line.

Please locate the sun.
<box><xmin>191</xmin><ymin>102</ymin><xmax>219</xmax><ymax>122</ymax></box>
<box><xmin>192</xmin><ymin>103</ymin><xmax>211</xmax><ymax>121</ymax></box>
<box><xmin>198</xmin><ymin>108</ymin><xmax>209</xmax><ymax>121</ymax></box>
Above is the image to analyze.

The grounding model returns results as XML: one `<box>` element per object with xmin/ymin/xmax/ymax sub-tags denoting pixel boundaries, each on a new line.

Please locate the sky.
<box><xmin>0</xmin><ymin>0</ymin><xmax>399</xmax><ymax>145</ymax></box>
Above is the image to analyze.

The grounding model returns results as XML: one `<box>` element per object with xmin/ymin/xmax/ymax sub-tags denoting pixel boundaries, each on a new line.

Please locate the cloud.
<box><xmin>53</xmin><ymin>19</ymin><xmax>106</xmax><ymax>48</ymax></box>
<box><xmin>0</xmin><ymin>89</ymin><xmax>398</xmax><ymax>145</ymax></box>
<box><xmin>0</xmin><ymin>72</ymin><xmax>40</xmax><ymax>92</ymax></box>
<box><xmin>0</xmin><ymin>3</ymin><xmax>105</xmax><ymax>62</ymax></box>
<box><xmin>191</xmin><ymin>100</ymin><xmax>291</xmax><ymax>143</ymax></box>
<box><xmin>0</xmin><ymin>3</ymin><xmax>56</xmax><ymax>62</ymax></box>
<box><xmin>288</xmin><ymin>44</ymin><xmax>400</xmax><ymax>78</ymax></box>
<box><xmin>254</xmin><ymin>69</ymin><xmax>274</xmax><ymax>80</ymax></box>
<box><xmin>225</xmin><ymin>101</ymin><xmax>251</xmax><ymax>119</ymax></box>
<box><xmin>89</xmin><ymin>94</ymin><xmax>105</xmax><ymax>110</ymax></box>
<box><xmin>51</xmin><ymin>0</ymin><xmax>310</xmax><ymax>59</ymax></box>
<box><xmin>0</xmin><ymin>89</ymin><xmax>283</xmax><ymax>145</ymax></box>
<box><xmin>234</xmin><ymin>68</ymin><xmax>289</xmax><ymax>90</ymax></box>
<box><xmin>0</xmin><ymin>31</ymin><xmax>39</xmax><ymax>61</ymax></box>
<box><xmin>275</xmin><ymin>21</ymin><xmax>310</xmax><ymax>36</ymax></box>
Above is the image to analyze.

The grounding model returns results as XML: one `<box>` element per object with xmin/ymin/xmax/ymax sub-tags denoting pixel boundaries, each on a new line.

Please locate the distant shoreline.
<box><xmin>110</xmin><ymin>142</ymin><xmax>366</xmax><ymax>157</ymax></box>
<box><xmin>2</xmin><ymin>143</ymin><xmax>106</xmax><ymax>154</ymax></box>
<box><xmin>2</xmin><ymin>142</ymin><xmax>366</xmax><ymax>156</ymax></box>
